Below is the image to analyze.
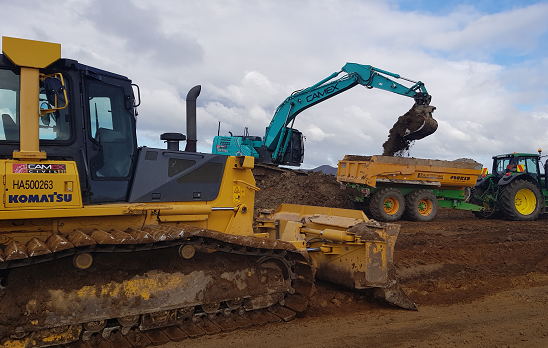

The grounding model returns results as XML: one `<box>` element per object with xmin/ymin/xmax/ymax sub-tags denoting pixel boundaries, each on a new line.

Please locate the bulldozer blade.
<box><xmin>374</xmin><ymin>284</ymin><xmax>418</xmax><ymax>311</ymax></box>
<box><xmin>257</xmin><ymin>204</ymin><xmax>415</xmax><ymax>310</ymax></box>
<box><xmin>373</xmin><ymin>265</ymin><xmax>417</xmax><ymax>311</ymax></box>
<box><xmin>403</xmin><ymin>116</ymin><xmax>438</xmax><ymax>141</ymax></box>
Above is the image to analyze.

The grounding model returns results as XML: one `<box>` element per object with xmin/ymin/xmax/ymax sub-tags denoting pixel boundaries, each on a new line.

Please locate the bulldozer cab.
<box><xmin>0</xmin><ymin>51</ymin><xmax>138</xmax><ymax>204</ymax></box>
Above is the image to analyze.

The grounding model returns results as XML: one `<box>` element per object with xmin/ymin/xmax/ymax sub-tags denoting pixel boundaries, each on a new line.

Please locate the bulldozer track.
<box><xmin>0</xmin><ymin>225</ymin><xmax>305</xmax><ymax>270</ymax></box>
<box><xmin>63</xmin><ymin>304</ymin><xmax>299</xmax><ymax>348</ymax></box>
<box><xmin>0</xmin><ymin>225</ymin><xmax>314</xmax><ymax>348</ymax></box>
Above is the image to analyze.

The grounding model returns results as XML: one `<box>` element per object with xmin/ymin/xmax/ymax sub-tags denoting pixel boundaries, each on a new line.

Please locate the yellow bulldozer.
<box><xmin>0</xmin><ymin>37</ymin><xmax>414</xmax><ymax>348</ymax></box>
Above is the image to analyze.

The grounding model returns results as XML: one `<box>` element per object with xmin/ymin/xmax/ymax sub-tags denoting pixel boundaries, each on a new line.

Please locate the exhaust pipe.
<box><xmin>185</xmin><ymin>85</ymin><xmax>201</xmax><ymax>152</ymax></box>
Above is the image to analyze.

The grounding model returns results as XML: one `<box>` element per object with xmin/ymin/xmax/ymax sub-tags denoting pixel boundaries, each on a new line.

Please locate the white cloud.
<box><xmin>533</xmin><ymin>112</ymin><xmax>548</xmax><ymax>120</ymax></box>
<box><xmin>1</xmin><ymin>0</ymin><xmax>547</xmax><ymax>170</ymax></box>
<box><xmin>303</xmin><ymin>125</ymin><xmax>334</xmax><ymax>142</ymax></box>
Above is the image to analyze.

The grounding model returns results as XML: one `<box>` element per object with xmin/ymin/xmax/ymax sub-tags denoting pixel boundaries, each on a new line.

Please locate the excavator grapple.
<box><xmin>0</xmin><ymin>37</ymin><xmax>413</xmax><ymax>348</ymax></box>
<box><xmin>383</xmin><ymin>104</ymin><xmax>438</xmax><ymax>156</ymax></box>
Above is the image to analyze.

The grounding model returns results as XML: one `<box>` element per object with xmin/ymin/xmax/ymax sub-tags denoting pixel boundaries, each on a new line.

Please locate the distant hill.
<box><xmin>310</xmin><ymin>165</ymin><xmax>337</xmax><ymax>175</ymax></box>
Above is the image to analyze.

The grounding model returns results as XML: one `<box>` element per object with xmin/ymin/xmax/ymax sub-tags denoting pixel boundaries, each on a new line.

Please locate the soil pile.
<box><xmin>382</xmin><ymin>104</ymin><xmax>437</xmax><ymax>156</ymax></box>
<box><xmin>253</xmin><ymin>169</ymin><xmax>358</xmax><ymax>215</ymax></box>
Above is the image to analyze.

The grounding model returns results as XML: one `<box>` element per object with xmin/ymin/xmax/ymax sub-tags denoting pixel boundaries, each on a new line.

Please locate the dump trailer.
<box><xmin>0</xmin><ymin>37</ymin><xmax>414</xmax><ymax>348</ymax></box>
<box><xmin>337</xmin><ymin>155</ymin><xmax>483</xmax><ymax>222</ymax></box>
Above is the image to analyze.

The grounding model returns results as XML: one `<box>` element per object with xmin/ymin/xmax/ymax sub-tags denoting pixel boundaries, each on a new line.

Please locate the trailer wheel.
<box><xmin>405</xmin><ymin>190</ymin><xmax>438</xmax><ymax>222</ymax></box>
<box><xmin>369</xmin><ymin>188</ymin><xmax>405</xmax><ymax>222</ymax></box>
<box><xmin>500</xmin><ymin>179</ymin><xmax>542</xmax><ymax>221</ymax></box>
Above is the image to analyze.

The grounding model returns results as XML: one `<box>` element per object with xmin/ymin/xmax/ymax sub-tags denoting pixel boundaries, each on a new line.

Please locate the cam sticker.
<box><xmin>13</xmin><ymin>163</ymin><xmax>67</xmax><ymax>174</ymax></box>
<box><xmin>233</xmin><ymin>186</ymin><xmax>245</xmax><ymax>203</ymax></box>
<box><xmin>215</xmin><ymin>145</ymin><xmax>228</xmax><ymax>153</ymax></box>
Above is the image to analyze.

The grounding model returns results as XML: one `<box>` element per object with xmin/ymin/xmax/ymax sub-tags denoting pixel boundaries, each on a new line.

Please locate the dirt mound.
<box><xmin>382</xmin><ymin>104</ymin><xmax>437</xmax><ymax>156</ymax></box>
<box><xmin>253</xmin><ymin>168</ymin><xmax>359</xmax><ymax>215</ymax></box>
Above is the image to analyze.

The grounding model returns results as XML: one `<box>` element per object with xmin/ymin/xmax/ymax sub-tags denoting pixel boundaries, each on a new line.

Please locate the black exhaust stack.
<box><xmin>185</xmin><ymin>85</ymin><xmax>201</xmax><ymax>152</ymax></box>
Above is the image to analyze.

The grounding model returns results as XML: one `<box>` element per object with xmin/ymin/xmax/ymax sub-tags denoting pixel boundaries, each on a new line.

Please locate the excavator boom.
<box><xmin>212</xmin><ymin>63</ymin><xmax>436</xmax><ymax>166</ymax></box>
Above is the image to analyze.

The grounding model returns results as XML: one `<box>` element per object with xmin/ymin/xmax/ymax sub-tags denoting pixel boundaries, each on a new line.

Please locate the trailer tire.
<box><xmin>369</xmin><ymin>188</ymin><xmax>405</xmax><ymax>222</ymax></box>
<box><xmin>404</xmin><ymin>190</ymin><xmax>438</xmax><ymax>222</ymax></box>
<box><xmin>500</xmin><ymin>179</ymin><xmax>542</xmax><ymax>221</ymax></box>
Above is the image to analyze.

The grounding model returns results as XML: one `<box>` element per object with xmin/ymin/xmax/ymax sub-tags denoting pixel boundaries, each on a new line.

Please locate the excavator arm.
<box><xmin>212</xmin><ymin>63</ymin><xmax>434</xmax><ymax>166</ymax></box>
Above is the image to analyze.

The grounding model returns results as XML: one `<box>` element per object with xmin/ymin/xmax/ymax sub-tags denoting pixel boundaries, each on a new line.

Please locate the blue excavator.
<box><xmin>211</xmin><ymin>63</ymin><xmax>436</xmax><ymax>166</ymax></box>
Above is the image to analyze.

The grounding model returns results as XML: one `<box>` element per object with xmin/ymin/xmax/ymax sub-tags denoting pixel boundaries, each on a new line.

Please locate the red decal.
<box><xmin>13</xmin><ymin>164</ymin><xmax>27</xmax><ymax>173</ymax></box>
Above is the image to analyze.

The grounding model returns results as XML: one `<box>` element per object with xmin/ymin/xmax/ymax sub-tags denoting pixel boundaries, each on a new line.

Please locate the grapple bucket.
<box><xmin>256</xmin><ymin>204</ymin><xmax>417</xmax><ymax>310</ymax></box>
<box><xmin>403</xmin><ymin>116</ymin><xmax>438</xmax><ymax>141</ymax></box>
<box><xmin>382</xmin><ymin>104</ymin><xmax>437</xmax><ymax>156</ymax></box>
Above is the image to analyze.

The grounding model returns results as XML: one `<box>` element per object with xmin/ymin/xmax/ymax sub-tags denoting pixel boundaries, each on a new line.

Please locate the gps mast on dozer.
<box><xmin>0</xmin><ymin>37</ymin><xmax>415</xmax><ymax>348</ymax></box>
<box><xmin>211</xmin><ymin>63</ymin><xmax>437</xmax><ymax>166</ymax></box>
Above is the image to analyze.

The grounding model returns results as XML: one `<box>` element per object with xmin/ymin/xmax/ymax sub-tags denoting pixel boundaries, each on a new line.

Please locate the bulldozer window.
<box><xmin>38</xmin><ymin>77</ymin><xmax>71</xmax><ymax>141</ymax></box>
<box><xmin>0</xmin><ymin>69</ymin><xmax>20</xmax><ymax>141</ymax></box>
<box><xmin>87</xmin><ymin>81</ymin><xmax>135</xmax><ymax>178</ymax></box>
<box><xmin>0</xmin><ymin>69</ymin><xmax>72</xmax><ymax>142</ymax></box>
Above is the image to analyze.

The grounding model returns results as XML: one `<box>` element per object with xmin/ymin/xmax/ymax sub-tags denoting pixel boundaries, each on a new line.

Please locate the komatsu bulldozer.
<box><xmin>0</xmin><ymin>37</ymin><xmax>414</xmax><ymax>348</ymax></box>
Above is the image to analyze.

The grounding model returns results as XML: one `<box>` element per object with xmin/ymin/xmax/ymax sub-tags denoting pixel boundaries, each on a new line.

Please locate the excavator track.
<box><xmin>0</xmin><ymin>225</ymin><xmax>315</xmax><ymax>348</ymax></box>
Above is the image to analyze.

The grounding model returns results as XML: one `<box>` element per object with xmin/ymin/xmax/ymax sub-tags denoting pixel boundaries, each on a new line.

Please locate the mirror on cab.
<box><xmin>40</xmin><ymin>73</ymin><xmax>68</xmax><ymax>116</ymax></box>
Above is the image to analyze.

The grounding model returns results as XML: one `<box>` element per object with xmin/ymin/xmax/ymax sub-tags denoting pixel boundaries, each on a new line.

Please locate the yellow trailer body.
<box><xmin>337</xmin><ymin>155</ymin><xmax>483</xmax><ymax>222</ymax></box>
<box><xmin>337</xmin><ymin>155</ymin><xmax>482</xmax><ymax>190</ymax></box>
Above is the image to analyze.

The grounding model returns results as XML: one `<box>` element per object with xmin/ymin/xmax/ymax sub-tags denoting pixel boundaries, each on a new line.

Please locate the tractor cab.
<box><xmin>492</xmin><ymin>153</ymin><xmax>541</xmax><ymax>178</ymax></box>
<box><xmin>491</xmin><ymin>152</ymin><xmax>548</xmax><ymax>191</ymax></box>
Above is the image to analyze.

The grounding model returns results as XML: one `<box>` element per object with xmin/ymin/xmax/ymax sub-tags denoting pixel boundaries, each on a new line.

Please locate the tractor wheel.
<box><xmin>369</xmin><ymin>188</ymin><xmax>405</xmax><ymax>222</ymax></box>
<box><xmin>404</xmin><ymin>190</ymin><xmax>439</xmax><ymax>222</ymax></box>
<box><xmin>500</xmin><ymin>179</ymin><xmax>543</xmax><ymax>221</ymax></box>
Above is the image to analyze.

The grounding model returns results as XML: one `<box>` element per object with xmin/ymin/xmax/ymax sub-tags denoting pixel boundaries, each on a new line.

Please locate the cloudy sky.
<box><xmin>1</xmin><ymin>0</ymin><xmax>548</xmax><ymax>169</ymax></box>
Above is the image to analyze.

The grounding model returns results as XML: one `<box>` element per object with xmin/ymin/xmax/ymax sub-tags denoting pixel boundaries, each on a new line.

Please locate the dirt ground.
<box><xmin>160</xmin><ymin>169</ymin><xmax>548</xmax><ymax>348</ymax></box>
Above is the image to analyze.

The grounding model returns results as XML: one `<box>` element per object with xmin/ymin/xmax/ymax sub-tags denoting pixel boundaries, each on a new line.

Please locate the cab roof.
<box><xmin>492</xmin><ymin>153</ymin><xmax>539</xmax><ymax>159</ymax></box>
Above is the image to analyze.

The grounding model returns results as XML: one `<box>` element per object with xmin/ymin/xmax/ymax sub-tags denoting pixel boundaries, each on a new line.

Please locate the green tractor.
<box><xmin>472</xmin><ymin>151</ymin><xmax>548</xmax><ymax>220</ymax></box>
